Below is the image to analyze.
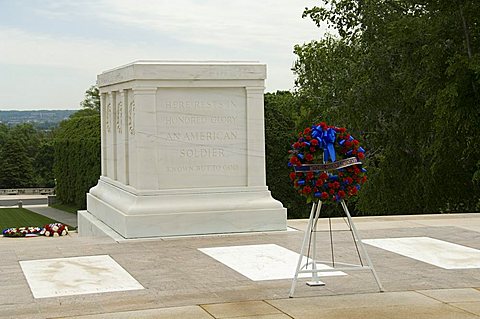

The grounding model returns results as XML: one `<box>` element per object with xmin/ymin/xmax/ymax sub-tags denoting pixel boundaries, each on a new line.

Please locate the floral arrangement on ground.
<box><xmin>2</xmin><ymin>223</ymin><xmax>69</xmax><ymax>238</ymax></box>
<box><xmin>288</xmin><ymin>122</ymin><xmax>367</xmax><ymax>204</ymax></box>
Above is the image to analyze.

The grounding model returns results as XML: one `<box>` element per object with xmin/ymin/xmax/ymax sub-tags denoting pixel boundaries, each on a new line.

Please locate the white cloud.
<box><xmin>0</xmin><ymin>0</ymin><xmax>326</xmax><ymax>109</ymax></box>
<box><xmin>2</xmin><ymin>0</ymin><xmax>324</xmax><ymax>72</ymax></box>
<box><xmin>95</xmin><ymin>0</ymin><xmax>322</xmax><ymax>50</ymax></box>
<box><xmin>0</xmin><ymin>27</ymin><xmax>144</xmax><ymax>73</ymax></box>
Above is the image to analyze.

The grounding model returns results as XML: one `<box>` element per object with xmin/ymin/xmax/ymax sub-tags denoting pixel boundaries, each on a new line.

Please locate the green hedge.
<box><xmin>264</xmin><ymin>92</ymin><xmax>313</xmax><ymax>218</ymax></box>
<box><xmin>53</xmin><ymin>114</ymin><xmax>100</xmax><ymax>209</ymax></box>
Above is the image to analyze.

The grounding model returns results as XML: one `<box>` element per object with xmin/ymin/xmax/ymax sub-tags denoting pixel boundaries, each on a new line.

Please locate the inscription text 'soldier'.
<box><xmin>158</xmin><ymin>115</ymin><xmax>237</xmax><ymax>125</ymax></box>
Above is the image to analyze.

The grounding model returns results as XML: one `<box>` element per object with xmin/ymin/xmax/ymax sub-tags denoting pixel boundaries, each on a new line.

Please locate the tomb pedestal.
<box><xmin>79</xmin><ymin>61</ymin><xmax>287</xmax><ymax>239</ymax></box>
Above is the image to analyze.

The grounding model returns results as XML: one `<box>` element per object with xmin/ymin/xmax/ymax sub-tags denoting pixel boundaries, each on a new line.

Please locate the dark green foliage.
<box><xmin>292</xmin><ymin>0</ymin><xmax>480</xmax><ymax>214</ymax></box>
<box><xmin>264</xmin><ymin>91</ymin><xmax>311</xmax><ymax>218</ymax></box>
<box><xmin>0</xmin><ymin>124</ymin><xmax>8</xmax><ymax>149</ymax></box>
<box><xmin>0</xmin><ymin>137</ymin><xmax>35</xmax><ymax>188</ymax></box>
<box><xmin>70</xmin><ymin>108</ymin><xmax>100</xmax><ymax>118</ymax></box>
<box><xmin>34</xmin><ymin>140</ymin><xmax>55</xmax><ymax>187</ymax></box>
<box><xmin>0</xmin><ymin>123</ymin><xmax>56</xmax><ymax>188</ymax></box>
<box><xmin>265</xmin><ymin>92</ymin><xmax>356</xmax><ymax>218</ymax></box>
<box><xmin>8</xmin><ymin>123</ymin><xmax>40</xmax><ymax>160</ymax></box>
<box><xmin>53</xmin><ymin>111</ymin><xmax>100</xmax><ymax>209</ymax></box>
<box><xmin>0</xmin><ymin>208</ymin><xmax>60</xmax><ymax>230</ymax></box>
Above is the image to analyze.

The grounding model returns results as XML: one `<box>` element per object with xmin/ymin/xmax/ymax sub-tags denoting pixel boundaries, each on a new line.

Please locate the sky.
<box><xmin>0</xmin><ymin>0</ymin><xmax>327</xmax><ymax>110</ymax></box>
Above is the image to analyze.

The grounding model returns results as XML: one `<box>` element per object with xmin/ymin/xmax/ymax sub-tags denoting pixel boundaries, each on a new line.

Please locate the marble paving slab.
<box><xmin>199</xmin><ymin>244</ymin><xmax>346</xmax><ymax>281</ymax></box>
<box><xmin>364</xmin><ymin>237</ymin><xmax>480</xmax><ymax>269</ymax></box>
<box><xmin>19</xmin><ymin>255</ymin><xmax>144</xmax><ymax>298</ymax></box>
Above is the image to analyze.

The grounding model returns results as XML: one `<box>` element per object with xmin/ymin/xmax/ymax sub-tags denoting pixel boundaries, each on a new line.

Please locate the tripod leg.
<box><xmin>340</xmin><ymin>200</ymin><xmax>384</xmax><ymax>292</ymax></box>
<box><xmin>289</xmin><ymin>202</ymin><xmax>317</xmax><ymax>297</ymax></box>
<box><xmin>307</xmin><ymin>201</ymin><xmax>325</xmax><ymax>286</ymax></box>
<box><xmin>329</xmin><ymin>217</ymin><xmax>335</xmax><ymax>267</ymax></box>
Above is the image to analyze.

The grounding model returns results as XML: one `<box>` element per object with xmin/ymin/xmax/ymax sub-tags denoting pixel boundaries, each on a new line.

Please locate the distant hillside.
<box><xmin>0</xmin><ymin>110</ymin><xmax>77</xmax><ymax>129</ymax></box>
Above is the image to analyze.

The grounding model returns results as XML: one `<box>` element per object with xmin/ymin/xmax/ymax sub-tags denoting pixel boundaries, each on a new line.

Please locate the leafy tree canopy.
<box><xmin>293</xmin><ymin>0</ymin><xmax>480</xmax><ymax>213</ymax></box>
<box><xmin>80</xmin><ymin>85</ymin><xmax>100</xmax><ymax>112</ymax></box>
<box><xmin>0</xmin><ymin>137</ymin><xmax>35</xmax><ymax>188</ymax></box>
<box><xmin>0</xmin><ymin>123</ymin><xmax>55</xmax><ymax>188</ymax></box>
<box><xmin>70</xmin><ymin>108</ymin><xmax>100</xmax><ymax>119</ymax></box>
<box><xmin>53</xmin><ymin>114</ymin><xmax>100</xmax><ymax>209</ymax></box>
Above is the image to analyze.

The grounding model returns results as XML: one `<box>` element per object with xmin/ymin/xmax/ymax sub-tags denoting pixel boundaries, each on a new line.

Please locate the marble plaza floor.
<box><xmin>1</xmin><ymin>212</ymin><xmax>480</xmax><ymax>318</ymax></box>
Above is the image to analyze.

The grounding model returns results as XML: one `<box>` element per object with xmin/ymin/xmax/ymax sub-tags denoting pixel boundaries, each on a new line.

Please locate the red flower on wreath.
<box><xmin>303</xmin><ymin>186</ymin><xmax>312</xmax><ymax>194</ymax></box>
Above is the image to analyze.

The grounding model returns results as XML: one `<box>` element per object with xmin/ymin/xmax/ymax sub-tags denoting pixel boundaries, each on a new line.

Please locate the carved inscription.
<box><xmin>128</xmin><ymin>101</ymin><xmax>135</xmax><ymax>135</ymax></box>
<box><xmin>116</xmin><ymin>101</ymin><xmax>123</xmax><ymax>133</ymax></box>
<box><xmin>166</xmin><ymin>164</ymin><xmax>240</xmax><ymax>172</ymax></box>
<box><xmin>166</xmin><ymin>131</ymin><xmax>237</xmax><ymax>142</ymax></box>
<box><xmin>157</xmin><ymin>88</ymin><xmax>247</xmax><ymax>188</ymax></box>
<box><xmin>106</xmin><ymin>103</ymin><xmax>112</xmax><ymax>133</ymax></box>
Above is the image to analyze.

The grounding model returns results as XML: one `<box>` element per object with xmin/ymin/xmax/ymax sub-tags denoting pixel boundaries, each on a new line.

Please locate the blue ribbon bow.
<box><xmin>322</xmin><ymin>128</ymin><xmax>336</xmax><ymax>162</ymax></box>
<box><xmin>311</xmin><ymin>125</ymin><xmax>337</xmax><ymax>162</ymax></box>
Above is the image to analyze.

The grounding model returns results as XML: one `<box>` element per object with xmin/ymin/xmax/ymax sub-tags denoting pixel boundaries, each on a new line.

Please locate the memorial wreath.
<box><xmin>40</xmin><ymin>223</ymin><xmax>69</xmax><ymax>237</ymax></box>
<box><xmin>288</xmin><ymin>122</ymin><xmax>367</xmax><ymax>204</ymax></box>
<box><xmin>1</xmin><ymin>227</ymin><xmax>42</xmax><ymax>237</ymax></box>
<box><xmin>2</xmin><ymin>223</ymin><xmax>69</xmax><ymax>238</ymax></box>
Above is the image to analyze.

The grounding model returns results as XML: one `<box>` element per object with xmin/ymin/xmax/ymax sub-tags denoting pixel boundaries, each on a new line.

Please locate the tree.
<box><xmin>7</xmin><ymin>123</ymin><xmax>57</xmax><ymax>188</ymax></box>
<box><xmin>0</xmin><ymin>122</ymin><xmax>60</xmax><ymax>189</ymax></box>
<box><xmin>80</xmin><ymin>85</ymin><xmax>100</xmax><ymax>111</ymax></box>
<box><xmin>0</xmin><ymin>124</ymin><xmax>8</xmax><ymax>151</ymax></box>
<box><xmin>9</xmin><ymin>123</ymin><xmax>40</xmax><ymax>159</ymax></box>
<box><xmin>34</xmin><ymin>140</ymin><xmax>55</xmax><ymax>187</ymax></box>
<box><xmin>0</xmin><ymin>137</ymin><xmax>35</xmax><ymax>188</ymax></box>
<box><xmin>294</xmin><ymin>0</ymin><xmax>480</xmax><ymax>214</ymax></box>
<box><xmin>53</xmin><ymin>109</ymin><xmax>100</xmax><ymax>208</ymax></box>
<box><xmin>52</xmin><ymin>85</ymin><xmax>101</xmax><ymax>208</ymax></box>
<box><xmin>70</xmin><ymin>108</ymin><xmax>99</xmax><ymax>118</ymax></box>
<box><xmin>264</xmin><ymin>91</ymin><xmax>308</xmax><ymax>218</ymax></box>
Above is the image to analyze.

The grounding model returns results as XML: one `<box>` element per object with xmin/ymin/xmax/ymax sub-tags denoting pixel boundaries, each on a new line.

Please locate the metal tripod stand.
<box><xmin>289</xmin><ymin>200</ymin><xmax>384</xmax><ymax>297</ymax></box>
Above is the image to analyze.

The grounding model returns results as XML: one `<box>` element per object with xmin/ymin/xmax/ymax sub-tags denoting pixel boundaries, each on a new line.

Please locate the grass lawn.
<box><xmin>0</xmin><ymin>208</ymin><xmax>60</xmax><ymax>230</ymax></box>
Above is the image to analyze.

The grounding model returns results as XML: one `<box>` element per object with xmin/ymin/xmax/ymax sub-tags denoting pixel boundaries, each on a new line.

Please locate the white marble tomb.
<box><xmin>78</xmin><ymin>61</ymin><xmax>287</xmax><ymax>238</ymax></box>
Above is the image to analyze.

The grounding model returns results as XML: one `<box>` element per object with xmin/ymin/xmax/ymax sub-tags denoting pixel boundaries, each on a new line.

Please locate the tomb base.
<box><xmin>79</xmin><ymin>178</ymin><xmax>286</xmax><ymax>239</ymax></box>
